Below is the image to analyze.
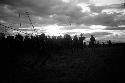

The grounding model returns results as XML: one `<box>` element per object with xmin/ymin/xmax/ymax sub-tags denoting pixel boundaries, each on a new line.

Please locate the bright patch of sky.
<box><xmin>118</xmin><ymin>25</ymin><xmax>125</xmax><ymax>27</ymax></box>
<box><xmin>42</xmin><ymin>24</ymin><xmax>64</xmax><ymax>36</ymax></box>
<box><xmin>77</xmin><ymin>3</ymin><xmax>90</xmax><ymax>13</ymax></box>
<box><xmin>90</xmin><ymin>0</ymin><xmax>123</xmax><ymax>6</ymax></box>
<box><xmin>89</xmin><ymin>12</ymin><xmax>99</xmax><ymax>16</ymax></box>
<box><xmin>62</xmin><ymin>0</ymin><xmax>71</xmax><ymax>3</ymax></box>
<box><xmin>90</xmin><ymin>25</ymin><xmax>107</xmax><ymax>30</ymax></box>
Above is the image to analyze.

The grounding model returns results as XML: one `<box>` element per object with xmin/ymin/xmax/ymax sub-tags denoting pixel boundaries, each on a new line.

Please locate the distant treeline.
<box><xmin>0</xmin><ymin>32</ymin><xmax>117</xmax><ymax>52</ymax></box>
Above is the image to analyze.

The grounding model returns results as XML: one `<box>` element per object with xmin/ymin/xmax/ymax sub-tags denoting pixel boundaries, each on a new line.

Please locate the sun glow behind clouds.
<box><xmin>39</xmin><ymin>24</ymin><xmax>107</xmax><ymax>36</ymax></box>
<box><xmin>42</xmin><ymin>24</ymin><xmax>64</xmax><ymax>36</ymax></box>
<box><xmin>11</xmin><ymin>24</ymin><xmax>108</xmax><ymax>36</ymax></box>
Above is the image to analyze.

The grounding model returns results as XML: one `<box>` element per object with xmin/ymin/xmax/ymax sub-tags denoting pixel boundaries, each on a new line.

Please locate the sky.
<box><xmin>0</xmin><ymin>0</ymin><xmax>125</xmax><ymax>42</ymax></box>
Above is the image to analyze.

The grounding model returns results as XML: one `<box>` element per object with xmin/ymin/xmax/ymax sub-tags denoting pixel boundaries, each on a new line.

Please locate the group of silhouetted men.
<box><xmin>0</xmin><ymin>33</ymin><xmax>112</xmax><ymax>53</ymax></box>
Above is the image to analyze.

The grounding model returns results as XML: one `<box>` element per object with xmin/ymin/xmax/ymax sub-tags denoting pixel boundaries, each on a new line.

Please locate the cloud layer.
<box><xmin>0</xmin><ymin>0</ymin><xmax>125</xmax><ymax>42</ymax></box>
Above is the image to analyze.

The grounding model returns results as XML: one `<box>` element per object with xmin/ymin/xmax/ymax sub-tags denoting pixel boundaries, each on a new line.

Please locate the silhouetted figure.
<box><xmin>79</xmin><ymin>33</ymin><xmax>85</xmax><ymax>49</ymax></box>
<box><xmin>63</xmin><ymin>34</ymin><xmax>72</xmax><ymax>49</ymax></box>
<box><xmin>89</xmin><ymin>35</ymin><xmax>96</xmax><ymax>48</ymax></box>
<box><xmin>107</xmin><ymin>40</ymin><xmax>112</xmax><ymax>47</ymax></box>
<box><xmin>83</xmin><ymin>42</ymin><xmax>86</xmax><ymax>48</ymax></box>
<box><xmin>72</xmin><ymin>35</ymin><xmax>79</xmax><ymax>52</ymax></box>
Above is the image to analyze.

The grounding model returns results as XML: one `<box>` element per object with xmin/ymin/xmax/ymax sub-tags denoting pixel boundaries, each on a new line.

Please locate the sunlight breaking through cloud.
<box><xmin>42</xmin><ymin>24</ymin><xmax>64</xmax><ymax>36</ymax></box>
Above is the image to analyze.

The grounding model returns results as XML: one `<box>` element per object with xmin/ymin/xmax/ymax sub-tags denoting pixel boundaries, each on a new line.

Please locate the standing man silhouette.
<box><xmin>89</xmin><ymin>35</ymin><xmax>96</xmax><ymax>47</ymax></box>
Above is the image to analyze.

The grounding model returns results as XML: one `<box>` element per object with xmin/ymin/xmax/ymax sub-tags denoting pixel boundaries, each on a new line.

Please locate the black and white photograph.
<box><xmin>0</xmin><ymin>0</ymin><xmax>125</xmax><ymax>83</ymax></box>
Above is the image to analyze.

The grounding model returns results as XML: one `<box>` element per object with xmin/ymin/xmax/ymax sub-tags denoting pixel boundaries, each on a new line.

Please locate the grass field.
<box><xmin>2</xmin><ymin>45</ymin><xmax>124</xmax><ymax>83</ymax></box>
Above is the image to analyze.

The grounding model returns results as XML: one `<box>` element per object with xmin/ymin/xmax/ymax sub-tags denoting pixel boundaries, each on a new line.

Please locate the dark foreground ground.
<box><xmin>1</xmin><ymin>45</ymin><xmax>125</xmax><ymax>83</ymax></box>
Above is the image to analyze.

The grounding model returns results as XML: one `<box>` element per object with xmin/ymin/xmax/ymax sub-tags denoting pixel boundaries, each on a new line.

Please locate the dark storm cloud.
<box><xmin>0</xmin><ymin>0</ymin><xmax>88</xmax><ymax>17</ymax></box>
<box><xmin>0</xmin><ymin>0</ymin><xmax>64</xmax><ymax>16</ymax></box>
<box><xmin>0</xmin><ymin>0</ymin><xmax>125</xmax><ymax>29</ymax></box>
<box><xmin>0</xmin><ymin>0</ymin><xmax>61</xmax><ymax>7</ymax></box>
<box><xmin>51</xmin><ymin>4</ymin><xmax>86</xmax><ymax>25</ymax></box>
<box><xmin>0</xmin><ymin>0</ymin><xmax>86</xmax><ymax>26</ymax></box>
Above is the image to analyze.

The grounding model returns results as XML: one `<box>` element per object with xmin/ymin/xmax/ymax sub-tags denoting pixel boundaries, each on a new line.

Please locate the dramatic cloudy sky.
<box><xmin>0</xmin><ymin>0</ymin><xmax>125</xmax><ymax>42</ymax></box>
